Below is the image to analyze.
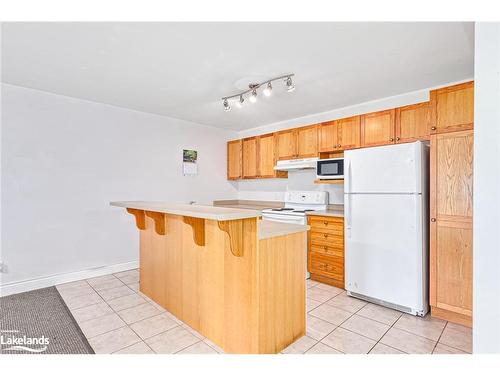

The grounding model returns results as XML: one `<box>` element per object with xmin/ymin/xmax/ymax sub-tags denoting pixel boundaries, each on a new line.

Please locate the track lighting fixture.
<box><xmin>263</xmin><ymin>82</ymin><xmax>273</xmax><ymax>97</ymax></box>
<box><xmin>221</xmin><ymin>74</ymin><xmax>295</xmax><ymax>112</ymax></box>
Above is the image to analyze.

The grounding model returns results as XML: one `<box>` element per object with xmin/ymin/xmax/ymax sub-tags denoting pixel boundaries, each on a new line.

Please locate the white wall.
<box><xmin>0</xmin><ymin>84</ymin><xmax>238</xmax><ymax>294</ymax></box>
<box><xmin>473</xmin><ymin>22</ymin><xmax>500</xmax><ymax>353</ymax></box>
<box><xmin>236</xmin><ymin>80</ymin><xmax>472</xmax><ymax>204</ymax></box>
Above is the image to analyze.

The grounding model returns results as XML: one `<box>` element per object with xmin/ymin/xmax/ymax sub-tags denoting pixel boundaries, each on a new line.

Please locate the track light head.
<box><xmin>286</xmin><ymin>76</ymin><xmax>295</xmax><ymax>92</ymax></box>
<box><xmin>223</xmin><ymin>98</ymin><xmax>231</xmax><ymax>112</ymax></box>
<box><xmin>263</xmin><ymin>82</ymin><xmax>272</xmax><ymax>97</ymax></box>
<box><xmin>236</xmin><ymin>95</ymin><xmax>244</xmax><ymax>108</ymax></box>
<box><xmin>249</xmin><ymin>89</ymin><xmax>257</xmax><ymax>103</ymax></box>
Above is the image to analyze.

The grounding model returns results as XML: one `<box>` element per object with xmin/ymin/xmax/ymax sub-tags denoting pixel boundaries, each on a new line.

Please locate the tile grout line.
<box><xmin>431</xmin><ymin>321</ymin><xmax>448</xmax><ymax>354</ymax></box>
<box><xmin>367</xmin><ymin>311</ymin><xmax>406</xmax><ymax>354</ymax></box>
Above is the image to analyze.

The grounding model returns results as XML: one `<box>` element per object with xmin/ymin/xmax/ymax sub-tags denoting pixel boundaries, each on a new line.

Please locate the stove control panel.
<box><xmin>285</xmin><ymin>191</ymin><xmax>328</xmax><ymax>205</ymax></box>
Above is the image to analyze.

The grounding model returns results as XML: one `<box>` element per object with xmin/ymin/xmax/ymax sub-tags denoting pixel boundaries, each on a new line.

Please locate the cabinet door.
<box><xmin>337</xmin><ymin>116</ymin><xmax>360</xmax><ymax>150</ymax></box>
<box><xmin>297</xmin><ymin>125</ymin><xmax>318</xmax><ymax>158</ymax></box>
<box><xmin>319</xmin><ymin>121</ymin><xmax>338</xmax><ymax>152</ymax></box>
<box><xmin>430</xmin><ymin>130</ymin><xmax>473</xmax><ymax>326</ymax></box>
<box><xmin>227</xmin><ymin>140</ymin><xmax>242</xmax><ymax>180</ymax></box>
<box><xmin>276</xmin><ymin>129</ymin><xmax>297</xmax><ymax>160</ymax></box>
<box><xmin>257</xmin><ymin>133</ymin><xmax>276</xmax><ymax>178</ymax></box>
<box><xmin>360</xmin><ymin>109</ymin><xmax>395</xmax><ymax>148</ymax></box>
<box><xmin>242</xmin><ymin>137</ymin><xmax>258</xmax><ymax>178</ymax></box>
<box><xmin>395</xmin><ymin>102</ymin><xmax>430</xmax><ymax>143</ymax></box>
<box><xmin>430</xmin><ymin>81</ymin><xmax>474</xmax><ymax>134</ymax></box>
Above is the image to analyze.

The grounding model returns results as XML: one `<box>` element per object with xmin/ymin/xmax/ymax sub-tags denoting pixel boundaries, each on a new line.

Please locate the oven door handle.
<box><xmin>261</xmin><ymin>213</ymin><xmax>306</xmax><ymax>224</ymax></box>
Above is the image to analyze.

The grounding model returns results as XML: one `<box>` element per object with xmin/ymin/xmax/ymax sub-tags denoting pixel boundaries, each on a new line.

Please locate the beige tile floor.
<box><xmin>56</xmin><ymin>270</ymin><xmax>473</xmax><ymax>354</ymax></box>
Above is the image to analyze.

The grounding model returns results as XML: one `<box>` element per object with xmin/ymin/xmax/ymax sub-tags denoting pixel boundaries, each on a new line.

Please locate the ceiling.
<box><xmin>1</xmin><ymin>22</ymin><xmax>474</xmax><ymax>131</ymax></box>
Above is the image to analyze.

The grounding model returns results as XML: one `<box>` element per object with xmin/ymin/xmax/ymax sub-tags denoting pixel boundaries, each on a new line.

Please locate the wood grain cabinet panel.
<box><xmin>395</xmin><ymin>102</ymin><xmax>430</xmax><ymax>143</ymax></box>
<box><xmin>307</xmin><ymin>215</ymin><xmax>344</xmax><ymax>288</ymax></box>
<box><xmin>257</xmin><ymin>133</ymin><xmax>277</xmax><ymax>178</ymax></box>
<box><xmin>276</xmin><ymin>129</ymin><xmax>297</xmax><ymax>160</ymax></box>
<box><xmin>242</xmin><ymin>137</ymin><xmax>258</xmax><ymax>178</ymax></box>
<box><xmin>430</xmin><ymin>130</ymin><xmax>473</xmax><ymax>327</ymax></box>
<box><xmin>430</xmin><ymin>81</ymin><xmax>474</xmax><ymax>134</ymax></box>
<box><xmin>227</xmin><ymin>140</ymin><xmax>242</xmax><ymax>180</ymax></box>
<box><xmin>319</xmin><ymin>121</ymin><xmax>338</xmax><ymax>152</ymax></box>
<box><xmin>337</xmin><ymin>116</ymin><xmax>361</xmax><ymax>150</ymax></box>
<box><xmin>360</xmin><ymin>109</ymin><xmax>396</xmax><ymax>148</ymax></box>
<box><xmin>297</xmin><ymin>125</ymin><xmax>319</xmax><ymax>158</ymax></box>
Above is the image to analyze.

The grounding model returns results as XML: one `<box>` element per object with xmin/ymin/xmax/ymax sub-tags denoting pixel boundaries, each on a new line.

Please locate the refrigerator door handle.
<box><xmin>345</xmin><ymin>158</ymin><xmax>352</xmax><ymax>238</ymax></box>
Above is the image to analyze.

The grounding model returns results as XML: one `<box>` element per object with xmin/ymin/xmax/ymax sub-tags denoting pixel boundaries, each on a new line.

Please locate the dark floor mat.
<box><xmin>0</xmin><ymin>287</ymin><xmax>94</xmax><ymax>354</ymax></box>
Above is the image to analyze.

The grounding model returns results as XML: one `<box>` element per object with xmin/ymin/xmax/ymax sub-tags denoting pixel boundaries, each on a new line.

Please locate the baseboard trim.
<box><xmin>0</xmin><ymin>260</ymin><xmax>139</xmax><ymax>297</ymax></box>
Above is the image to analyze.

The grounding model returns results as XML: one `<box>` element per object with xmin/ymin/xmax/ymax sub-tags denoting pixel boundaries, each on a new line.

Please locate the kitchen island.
<box><xmin>110</xmin><ymin>201</ymin><xmax>309</xmax><ymax>354</ymax></box>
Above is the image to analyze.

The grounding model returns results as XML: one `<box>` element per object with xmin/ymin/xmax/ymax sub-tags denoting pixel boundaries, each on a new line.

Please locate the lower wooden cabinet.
<box><xmin>307</xmin><ymin>215</ymin><xmax>344</xmax><ymax>288</ymax></box>
<box><xmin>430</xmin><ymin>130</ymin><xmax>473</xmax><ymax>327</ymax></box>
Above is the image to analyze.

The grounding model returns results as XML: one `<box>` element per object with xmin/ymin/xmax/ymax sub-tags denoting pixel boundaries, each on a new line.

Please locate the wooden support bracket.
<box><xmin>182</xmin><ymin>216</ymin><xmax>205</xmax><ymax>246</ymax></box>
<box><xmin>145</xmin><ymin>211</ymin><xmax>167</xmax><ymax>235</ymax></box>
<box><xmin>218</xmin><ymin>219</ymin><xmax>244</xmax><ymax>257</ymax></box>
<box><xmin>126</xmin><ymin>208</ymin><xmax>146</xmax><ymax>230</ymax></box>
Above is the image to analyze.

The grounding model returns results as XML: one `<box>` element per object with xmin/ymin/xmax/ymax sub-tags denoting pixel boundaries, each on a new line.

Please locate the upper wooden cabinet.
<box><xmin>319</xmin><ymin>116</ymin><xmax>361</xmax><ymax>152</ymax></box>
<box><xmin>257</xmin><ymin>133</ymin><xmax>277</xmax><ymax>178</ymax></box>
<box><xmin>277</xmin><ymin>125</ymin><xmax>318</xmax><ymax>159</ymax></box>
<box><xmin>227</xmin><ymin>140</ymin><xmax>242</xmax><ymax>180</ymax></box>
<box><xmin>430</xmin><ymin>81</ymin><xmax>474</xmax><ymax>134</ymax></box>
<box><xmin>430</xmin><ymin>130</ymin><xmax>473</xmax><ymax>327</ymax></box>
<box><xmin>242</xmin><ymin>137</ymin><xmax>258</xmax><ymax>178</ymax></box>
<box><xmin>319</xmin><ymin>120</ymin><xmax>338</xmax><ymax>152</ymax></box>
<box><xmin>395</xmin><ymin>102</ymin><xmax>431</xmax><ymax>143</ymax></box>
<box><xmin>338</xmin><ymin>116</ymin><xmax>361</xmax><ymax>150</ymax></box>
<box><xmin>296</xmin><ymin>125</ymin><xmax>319</xmax><ymax>158</ymax></box>
<box><xmin>276</xmin><ymin>129</ymin><xmax>297</xmax><ymax>160</ymax></box>
<box><xmin>361</xmin><ymin>109</ymin><xmax>396</xmax><ymax>148</ymax></box>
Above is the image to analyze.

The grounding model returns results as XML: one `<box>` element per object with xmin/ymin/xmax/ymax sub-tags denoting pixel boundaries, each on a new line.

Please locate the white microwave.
<box><xmin>316</xmin><ymin>158</ymin><xmax>344</xmax><ymax>179</ymax></box>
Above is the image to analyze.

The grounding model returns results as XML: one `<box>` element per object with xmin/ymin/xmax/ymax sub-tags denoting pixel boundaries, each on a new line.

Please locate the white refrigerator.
<box><xmin>344</xmin><ymin>141</ymin><xmax>429</xmax><ymax>316</ymax></box>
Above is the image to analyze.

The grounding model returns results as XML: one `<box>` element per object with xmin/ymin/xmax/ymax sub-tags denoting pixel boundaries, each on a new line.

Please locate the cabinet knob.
<box><xmin>323</xmin><ymin>234</ymin><xmax>328</xmax><ymax>238</ymax></box>
<box><xmin>389</xmin><ymin>138</ymin><xmax>394</xmax><ymax>142</ymax></box>
<box><xmin>396</xmin><ymin>137</ymin><xmax>400</xmax><ymax>141</ymax></box>
<box><xmin>333</xmin><ymin>145</ymin><xmax>337</xmax><ymax>149</ymax></box>
<box><xmin>323</xmin><ymin>221</ymin><xmax>329</xmax><ymax>225</ymax></box>
<box><xmin>431</xmin><ymin>218</ymin><xmax>436</xmax><ymax>222</ymax></box>
<box><xmin>337</xmin><ymin>144</ymin><xmax>341</xmax><ymax>148</ymax></box>
<box><xmin>431</xmin><ymin>126</ymin><xmax>437</xmax><ymax>131</ymax></box>
<box><xmin>323</xmin><ymin>246</ymin><xmax>328</xmax><ymax>250</ymax></box>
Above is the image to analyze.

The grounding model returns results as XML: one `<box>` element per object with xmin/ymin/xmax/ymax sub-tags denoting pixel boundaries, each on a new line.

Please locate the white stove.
<box><xmin>262</xmin><ymin>191</ymin><xmax>329</xmax><ymax>279</ymax></box>
<box><xmin>261</xmin><ymin>191</ymin><xmax>329</xmax><ymax>224</ymax></box>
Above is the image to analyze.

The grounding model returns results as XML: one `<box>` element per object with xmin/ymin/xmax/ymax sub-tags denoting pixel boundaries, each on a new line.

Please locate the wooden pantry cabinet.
<box><xmin>319</xmin><ymin>116</ymin><xmax>360</xmax><ymax>152</ymax></box>
<box><xmin>227</xmin><ymin>140</ymin><xmax>242</xmax><ymax>180</ymax></box>
<box><xmin>307</xmin><ymin>215</ymin><xmax>345</xmax><ymax>288</ymax></box>
<box><xmin>360</xmin><ymin>109</ymin><xmax>396</xmax><ymax>148</ymax></box>
<box><xmin>430</xmin><ymin>81</ymin><xmax>474</xmax><ymax>135</ymax></box>
<box><xmin>430</xmin><ymin>129</ymin><xmax>473</xmax><ymax>327</ymax></box>
<box><xmin>276</xmin><ymin>125</ymin><xmax>318</xmax><ymax>160</ymax></box>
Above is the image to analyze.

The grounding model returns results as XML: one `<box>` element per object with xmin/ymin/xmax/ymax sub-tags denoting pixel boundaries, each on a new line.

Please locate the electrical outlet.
<box><xmin>0</xmin><ymin>261</ymin><xmax>7</xmax><ymax>273</ymax></box>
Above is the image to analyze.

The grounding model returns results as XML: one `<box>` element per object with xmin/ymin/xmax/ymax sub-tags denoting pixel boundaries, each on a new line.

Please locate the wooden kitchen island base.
<box><xmin>111</xmin><ymin>202</ymin><xmax>308</xmax><ymax>354</ymax></box>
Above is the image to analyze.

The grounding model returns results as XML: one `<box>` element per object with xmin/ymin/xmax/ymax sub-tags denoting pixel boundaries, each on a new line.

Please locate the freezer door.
<box><xmin>344</xmin><ymin>141</ymin><xmax>423</xmax><ymax>194</ymax></box>
<box><xmin>344</xmin><ymin>193</ymin><xmax>426</xmax><ymax>312</ymax></box>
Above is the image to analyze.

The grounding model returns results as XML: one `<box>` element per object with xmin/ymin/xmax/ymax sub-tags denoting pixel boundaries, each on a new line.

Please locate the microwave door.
<box><xmin>317</xmin><ymin>159</ymin><xmax>344</xmax><ymax>179</ymax></box>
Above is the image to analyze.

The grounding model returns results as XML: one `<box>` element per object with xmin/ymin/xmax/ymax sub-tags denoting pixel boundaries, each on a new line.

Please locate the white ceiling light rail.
<box><xmin>222</xmin><ymin>74</ymin><xmax>295</xmax><ymax>112</ymax></box>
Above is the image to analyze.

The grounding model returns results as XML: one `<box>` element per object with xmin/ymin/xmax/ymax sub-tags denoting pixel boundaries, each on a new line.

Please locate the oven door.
<box><xmin>316</xmin><ymin>158</ymin><xmax>344</xmax><ymax>179</ymax></box>
<box><xmin>261</xmin><ymin>212</ymin><xmax>307</xmax><ymax>225</ymax></box>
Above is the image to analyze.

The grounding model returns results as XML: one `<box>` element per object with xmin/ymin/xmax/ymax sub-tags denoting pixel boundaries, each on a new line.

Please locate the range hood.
<box><xmin>274</xmin><ymin>157</ymin><xmax>318</xmax><ymax>171</ymax></box>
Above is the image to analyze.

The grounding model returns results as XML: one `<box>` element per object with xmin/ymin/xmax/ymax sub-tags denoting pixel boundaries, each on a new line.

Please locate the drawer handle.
<box><xmin>323</xmin><ymin>234</ymin><xmax>328</xmax><ymax>238</ymax></box>
<box><xmin>431</xmin><ymin>126</ymin><xmax>437</xmax><ymax>131</ymax></box>
<box><xmin>323</xmin><ymin>221</ymin><xmax>329</xmax><ymax>225</ymax></box>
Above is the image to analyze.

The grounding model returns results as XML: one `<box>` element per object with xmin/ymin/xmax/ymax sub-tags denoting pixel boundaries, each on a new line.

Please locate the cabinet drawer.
<box><xmin>310</xmin><ymin>232</ymin><xmax>343</xmax><ymax>247</ymax></box>
<box><xmin>310</xmin><ymin>244</ymin><xmax>343</xmax><ymax>258</ymax></box>
<box><xmin>309</xmin><ymin>216</ymin><xmax>343</xmax><ymax>229</ymax></box>
<box><xmin>309</xmin><ymin>253</ymin><xmax>344</xmax><ymax>280</ymax></box>
<box><xmin>310</xmin><ymin>226</ymin><xmax>344</xmax><ymax>237</ymax></box>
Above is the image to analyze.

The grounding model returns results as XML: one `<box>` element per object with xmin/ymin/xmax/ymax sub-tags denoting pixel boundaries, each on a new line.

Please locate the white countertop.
<box><xmin>110</xmin><ymin>201</ymin><xmax>261</xmax><ymax>221</ymax></box>
<box><xmin>258</xmin><ymin>220</ymin><xmax>309</xmax><ymax>240</ymax></box>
